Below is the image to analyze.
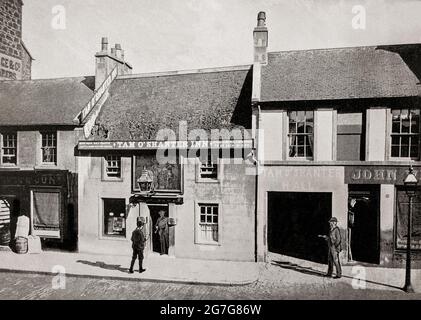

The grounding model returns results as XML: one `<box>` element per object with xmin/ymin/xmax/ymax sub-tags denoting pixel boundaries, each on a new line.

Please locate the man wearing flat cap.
<box><xmin>129</xmin><ymin>217</ymin><xmax>147</xmax><ymax>274</ymax></box>
<box><xmin>319</xmin><ymin>217</ymin><xmax>342</xmax><ymax>278</ymax></box>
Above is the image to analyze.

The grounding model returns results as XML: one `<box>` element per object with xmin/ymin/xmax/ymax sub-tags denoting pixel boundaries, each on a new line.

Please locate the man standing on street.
<box><xmin>155</xmin><ymin>210</ymin><xmax>169</xmax><ymax>255</ymax></box>
<box><xmin>319</xmin><ymin>217</ymin><xmax>342</xmax><ymax>279</ymax></box>
<box><xmin>129</xmin><ymin>218</ymin><xmax>146</xmax><ymax>274</ymax></box>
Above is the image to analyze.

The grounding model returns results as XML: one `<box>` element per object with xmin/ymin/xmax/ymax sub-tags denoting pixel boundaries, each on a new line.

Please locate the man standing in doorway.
<box><xmin>319</xmin><ymin>217</ymin><xmax>342</xmax><ymax>278</ymax></box>
<box><xmin>129</xmin><ymin>218</ymin><xmax>146</xmax><ymax>274</ymax></box>
<box><xmin>155</xmin><ymin>210</ymin><xmax>169</xmax><ymax>255</ymax></box>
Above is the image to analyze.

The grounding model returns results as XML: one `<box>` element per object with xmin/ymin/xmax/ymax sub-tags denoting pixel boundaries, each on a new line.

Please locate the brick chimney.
<box><xmin>95</xmin><ymin>37</ymin><xmax>132</xmax><ymax>89</ymax></box>
<box><xmin>253</xmin><ymin>11</ymin><xmax>268</xmax><ymax>65</ymax></box>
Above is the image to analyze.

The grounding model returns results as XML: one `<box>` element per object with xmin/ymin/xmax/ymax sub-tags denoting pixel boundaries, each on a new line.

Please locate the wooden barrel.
<box><xmin>14</xmin><ymin>236</ymin><xmax>28</xmax><ymax>254</ymax></box>
<box><xmin>0</xmin><ymin>224</ymin><xmax>11</xmax><ymax>246</ymax></box>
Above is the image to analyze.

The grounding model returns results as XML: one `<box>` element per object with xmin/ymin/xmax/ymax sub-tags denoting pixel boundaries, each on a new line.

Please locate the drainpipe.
<box><xmin>254</xmin><ymin>104</ymin><xmax>262</xmax><ymax>262</ymax></box>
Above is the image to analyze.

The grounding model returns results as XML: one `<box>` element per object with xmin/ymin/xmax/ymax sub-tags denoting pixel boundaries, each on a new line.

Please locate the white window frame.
<box><xmin>103</xmin><ymin>155</ymin><xmax>122</xmax><ymax>180</ymax></box>
<box><xmin>196</xmin><ymin>149</ymin><xmax>221</xmax><ymax>183</ymax></box>
<box><xmin>195</xmin><ymin>202</ymin><xmax>221</xmax><ymax>245</ymax></box>
<box><xmin>286</xmin><ymin>110</ymin><xmax>314</xmax><ymax>160</ymax></box>
<box><xmin>40</xmin><ymin>131</ymin><xmax>57</xmax><ymax>165</ymax></box>
<box><xmin>0</xmin><ymin>131</ymin><xmax>17</xmax><ymax>166</ymax></box>
<box><xmin>388</xmin><ymin>108</ymin><xmax>421</xmax><ymax>161</ymax></box>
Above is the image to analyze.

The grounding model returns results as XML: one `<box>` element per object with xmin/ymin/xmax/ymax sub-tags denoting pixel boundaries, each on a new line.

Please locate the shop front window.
<box><xmin>103</xmin><ymin>198</ymin><xmax>126</xmax><ymax>237</ymax></box>
<box><xmin>31</xmin><ymin>189</ymin><xmax>61</xmax><ymax>238</ymax></box>
<box><xmin>396</xmin><ymin>189</ymin><xmax>421</xmax><ymax>250</ymax></box>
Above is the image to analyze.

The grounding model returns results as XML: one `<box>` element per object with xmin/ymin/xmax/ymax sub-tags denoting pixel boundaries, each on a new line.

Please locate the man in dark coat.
<box><xmin>155</xmin><ymin>210</ymin><xmax>169</xmax><ymax>255</ymax></box>
<box><xmin>319</xmin><ymin>217</ymin><xmax>342</xmax><ymax>278</ymax></box>
<box><xmin>129</xmin><ymin>219</ymin><xmax>146</xmax><ymax>274</ymax></box>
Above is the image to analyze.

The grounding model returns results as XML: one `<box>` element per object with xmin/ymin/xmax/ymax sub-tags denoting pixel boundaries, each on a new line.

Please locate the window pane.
<box><xmin>411</xmin><ymin>111</ymin><xmax>420</xmax><ymax>134</ymax></box>
<box><xmin>297</xmin><ymin>146</ymin><xmax>304</xmax><ymax>157</ymax></box>
<box><xmin>392</xmin><ymin>121</ymin><xmax>400</xmax><ymax>133</ymax></box>
<box><xmin>410</xmin><ymin>145</ymin><xmax>419</xmax><ymax>158</ymax></box>
<box><xmin>402</xmin><ymin>118</ymin><xmax>410</xmax><ymax>133</ymax></box>
<box><xmin>391</xmin><ymin>145</ymin><xmax>400</xmax><ymax>157</ymax></box>
<box><xmin>391</xmin><ymin>135</ymin><xmax>400</xmax><ymax>146</ymax></box>
<box><xmin>401</xmin><ymin>145</ymin><xmax>409</xmax><ymax>158</ymax></box>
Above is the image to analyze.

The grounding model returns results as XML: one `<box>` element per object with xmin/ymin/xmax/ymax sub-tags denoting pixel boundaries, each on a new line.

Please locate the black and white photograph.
<box><xmin>0</xmin><ymin>0</ymin><xmax>421</xmax><ymax>307</ymax></box>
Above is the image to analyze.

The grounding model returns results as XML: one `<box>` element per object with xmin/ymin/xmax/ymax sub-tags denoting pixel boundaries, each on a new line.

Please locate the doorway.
<box><xmin>148</xmin><ymin>205</ymin><xmax>169</xmax><ymax>255</ymax></box>
<box><xmin>348</xmin><ymin>185</ymin><xmax>380</xmax><ymax>264</ymax></box>
<box><xmin>267</xmin><ymin>192</ymin><xmax>332</xmax><ymax>264</ymax></box>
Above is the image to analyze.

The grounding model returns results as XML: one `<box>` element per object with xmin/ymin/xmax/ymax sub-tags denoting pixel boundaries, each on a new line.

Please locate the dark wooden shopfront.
<box><xmin>0</xmin><ymin>170</ymin><xmax>77</xmax><ymax>250</ymax></box>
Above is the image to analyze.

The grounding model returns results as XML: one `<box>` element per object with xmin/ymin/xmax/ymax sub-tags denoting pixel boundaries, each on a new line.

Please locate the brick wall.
<box><xmin>0</xmin><ymin>0</ymin><xmax>31</xmax><ymax>80</ymax></box>
<box><xmin>0</xmin><ymin>0</ymin><xmax>22</xmax><ymax>59</ymax></box>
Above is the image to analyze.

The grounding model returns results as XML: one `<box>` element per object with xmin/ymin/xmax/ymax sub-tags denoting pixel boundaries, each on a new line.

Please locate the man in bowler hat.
<box><xmin>319</xmin><ymin>217</ymin><xmax>342</xmax><ymax>278</ymax></box>
<box><xmin>129</xmin><ymin>218</ymin><xmax>146</xmax><ymax>273</ymax></box>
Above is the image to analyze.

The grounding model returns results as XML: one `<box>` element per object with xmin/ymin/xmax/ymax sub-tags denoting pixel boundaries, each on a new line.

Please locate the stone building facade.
<box><xmin>0</xmin><ymin>0</ymin><xmax>32</xmax><ymax>80</ymax></box>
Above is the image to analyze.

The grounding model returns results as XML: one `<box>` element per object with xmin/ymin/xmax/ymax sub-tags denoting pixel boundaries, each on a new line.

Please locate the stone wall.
<box><xmin>0</xmin><ymin>0</ymin><xmax>31</xmax><ymax>80</ymax></box>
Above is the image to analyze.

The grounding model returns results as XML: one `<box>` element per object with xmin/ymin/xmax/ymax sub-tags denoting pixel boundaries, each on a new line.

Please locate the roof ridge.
<box><xmin>268</xmin><ymin>42</ymin><xmax>421</xmax><ymax>55</ymax></box>
<box><xmin>0</xmin><ymin>75</ymin><xmax>94</xmax><ymax>83</ymax></box>
<box><xmin>117</xmin><ymin>64</ymin><xmax>251</xmax><ymax>80</ymax></box>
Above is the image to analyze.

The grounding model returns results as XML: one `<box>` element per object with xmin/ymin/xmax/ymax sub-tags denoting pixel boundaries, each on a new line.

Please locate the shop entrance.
<box><xmin>267</xmin><ymin>192</ymin><xmax>332</xmax><ymax>264</ymax></box>
<box><xmin>348</xmin><ymin>185</ymin><xmax>380</xmax><ymax>264</ymax></box>
<box><xmin>148</xmin><ymin>205</ymin><xmax>169</xmax><ymax>255</ymax></box>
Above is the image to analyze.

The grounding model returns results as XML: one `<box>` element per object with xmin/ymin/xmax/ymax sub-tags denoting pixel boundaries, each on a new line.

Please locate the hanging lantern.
<box><xmin>137</xmin><ymin>167</ymin><xmax>153</xmax><ymax>193</ymax></box>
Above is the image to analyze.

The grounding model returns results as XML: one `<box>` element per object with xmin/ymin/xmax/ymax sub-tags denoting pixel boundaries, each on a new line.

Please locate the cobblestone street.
<box><xmin>1</xmin><ymin>263</ymin><xmax>420</xmax><ymax>300</ymax></box>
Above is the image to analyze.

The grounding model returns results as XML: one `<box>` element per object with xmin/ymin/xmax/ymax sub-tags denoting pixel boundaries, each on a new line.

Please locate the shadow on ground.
<box><xmin>271</xmin><ymin>260</ymin><xmax>403</xmax><ymax>291</ymax></box>
<box><xmin>76</xmin><ymin>260</ymin><xmax>128</xmax><ymax>273</ymax></box>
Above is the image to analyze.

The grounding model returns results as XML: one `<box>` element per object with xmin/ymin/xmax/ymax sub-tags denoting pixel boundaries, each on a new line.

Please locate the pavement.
<box><xmin>264</xmin><ymin>252</ymin><xmax>421</xmax><ymax>294</ymax></box>
<box><xmin>0</xmin><ymin>247</ymin><xmax>259</xmax><ymax>286</ymax></box>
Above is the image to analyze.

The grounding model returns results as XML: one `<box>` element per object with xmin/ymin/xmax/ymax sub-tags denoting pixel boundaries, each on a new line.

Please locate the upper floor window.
<box><xmin>41</xmin><ymin>132</ymin><xmax>57</xmax><ymax>164</ymax></box>
<box><xmin>1</xmin><ymin>132</ymin><xmax>17</xmax><ymax>165</ymax></box>
<box><xmin>391</xmin><ymin>108</ymin><xmax>420</xmax><ymax>159</ymax></box>
<box><xmin>288</xmin><ymin>110</ymin><xmax>314</xmax><ymax>158</ymax></box>
<box><xmin>104</xmin><ymin>155</ymin><xmax>121</xmax><ymax>179</ymax></box>
<box><xmin>199</xmin><ymin>149</ymin><xmax>218</xmax><ymax>180</ymax></box>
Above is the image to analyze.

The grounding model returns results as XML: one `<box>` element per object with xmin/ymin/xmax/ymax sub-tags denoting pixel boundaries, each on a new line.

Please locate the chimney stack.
<box><xmin>253</xmin><ymin>11</ymin><xmax>268</xmax><ymax>65</ymax></box>
<box><xmin>101</xmin><ymin>37</ymin><xmax>108</xmax><ymax>52</ymax></box>
<box><xmin>115</xmin><ymin>43</ymin><xmax>122</xmax><ymax>60</ymax></box>
<box><xmin>95</xmin><ymin>37</ymin><xmax>133</xmax><ymax>89</ymax></box>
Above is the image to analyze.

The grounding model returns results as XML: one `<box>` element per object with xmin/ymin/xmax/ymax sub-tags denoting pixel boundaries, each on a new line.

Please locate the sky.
<box><xmin>22</xmin><ymin>0</ymin><xmax>421</xmax><ymax>79</ymax></box>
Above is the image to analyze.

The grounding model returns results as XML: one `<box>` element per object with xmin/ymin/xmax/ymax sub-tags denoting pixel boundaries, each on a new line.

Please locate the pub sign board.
<box><xmin>345</xmin><ymin>166</ymin><xmax>421</xmax><ymax>185</ymax></box>
<box><xmin>78</xmin><ymin>140</ymin><xmax>253</xmax><ymax>151</ymax></box>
